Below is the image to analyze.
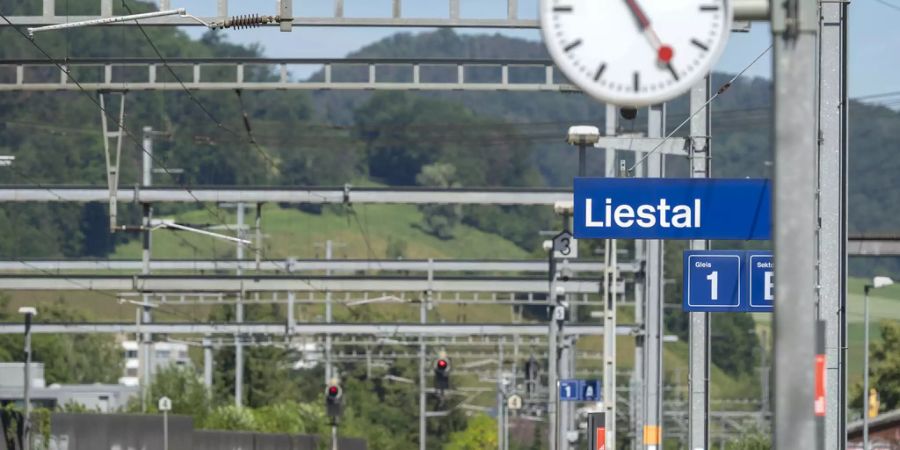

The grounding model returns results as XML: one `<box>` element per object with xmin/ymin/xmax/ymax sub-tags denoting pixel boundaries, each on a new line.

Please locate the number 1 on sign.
<box><xmin>707</xmin><ymin>271</ymin><xmax>718</xmax><ymax>301</ymax></box>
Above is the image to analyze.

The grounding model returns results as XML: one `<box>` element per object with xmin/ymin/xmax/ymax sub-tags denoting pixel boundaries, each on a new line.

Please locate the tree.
<box><xmin>203</xmin><ymin>405</ymin><xmax>258</xmax><ymax>431</ymax></box>
<box><xmin>724</xmin><ymin>432</ymin><xmax>771</xmax><ymax>450</ymax></box>
<box><xmin>136</xmin><ymin>365</ymin><xmax>211</xmax><ymax>422</ymax></box>
<box><xmin>445</xmin><ymin>414</ymin><xmax>498</xmax><ymax>450</ymax></box>
<box><xmin>416</xmin><ymin>162</ymin><xmax>463</xmax><ymax>239</ymax></box>
<box><xmin>0</xmin><ymin>297</ymin><xmax>123</xmax><ymax>385</ymax></box>
<box><xmin>851</xmin><ymin>320</ymin><xmax>900</xmax><ymax>415</ymax></box>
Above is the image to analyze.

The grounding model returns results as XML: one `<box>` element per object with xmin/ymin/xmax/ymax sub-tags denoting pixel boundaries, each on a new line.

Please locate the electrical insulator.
<box><xmin>210</xmin><ymin>14</ymin><xmax>282</xmax><ymax>30</ymax></box>
<box><xmin>325</xmin><ymin>384</ymin><xmax>343</xmax><ymax>422</ymax></box>
<box><xmin>434</xmin><ymin>358</ymin><xmax>451</xmax><ymax>392</ymax></box>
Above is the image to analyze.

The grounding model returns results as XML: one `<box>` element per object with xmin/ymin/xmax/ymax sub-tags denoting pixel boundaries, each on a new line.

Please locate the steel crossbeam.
<box><xmin>0</xmin><ymin>186</ymin><xmax>572</xmax><ymax>205</ymax></box>
<box><xmin>0</xmin><ymin>322</ymin><xmax>626</xmax><ymax>336</ymax></box>
<box><xmin>0</xmin><ymin>57</ymin><xmax>575</xmax><ymax>93</ymax></box>
<box><xmin>0</xmin><ymin>258</ymin><xmax>637</xmax><ymax>273</ymax></box>
<box><xmin>0</xmin><ymin>0</ymin><xmax>768</xmax><ymax>28</ymax></box>
<box><xmin>0</xmin><ymin>275</ymin><xmax>601</xmax><ymax>293</ymax></box>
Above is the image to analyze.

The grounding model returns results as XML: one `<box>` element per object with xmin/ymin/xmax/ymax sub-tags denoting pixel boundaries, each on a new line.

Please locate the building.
<box><xmin>0</xmin><ymin>362</ymin><xmax>138</xmax><ymax>412</ymax></box>
<box><xmin>119</xmin><ymin>340</ymin><xmax>192</xmax><ymax>386</ymax></box>
<box><xmin>848</xmin><ymin>409</ymin><xmax>900</xmax><ymax>449</ymax></box>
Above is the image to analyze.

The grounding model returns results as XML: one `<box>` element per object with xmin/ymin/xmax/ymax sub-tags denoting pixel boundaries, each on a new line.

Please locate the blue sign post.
<box><xmin>574</xmin><ymin>178</ymin><xmax>771</xmax><ymax>240</ymax></box>
<box><xmin>684</xmin><ymin>251</ymin><xmax>743</xmax><ymax>311</ymax></box>
<box><xmin>559</xmin><ymin>380</ymin><xmax>581</xmax><ymax>401</ymax></box>
<box><xmin>582</xmin><ymin>380</ymin><xmax>601</xmax><ymax>401</ymax></box>
<box><xmin>748</xmin><ymin>251</ymin><xmax>774</xmax><ymax>311</ymax></box>
<box><xmin>559</xmin><ymin>379</ymin><xmax>602</xmax><ymax>401</ymax></box>
<box><xmin>683</xmin><ymin>250</ymin><xmax>774</xmax><ymax>312</ymax></box>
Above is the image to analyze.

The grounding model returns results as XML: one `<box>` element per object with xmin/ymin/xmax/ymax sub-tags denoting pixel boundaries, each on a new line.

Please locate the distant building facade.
<box><xmin>119</xmin><ymin>340</ymin><xmax>191</xmax><ymax>386</ymax></box>
<box><xmin>848</xmin><ymin>409</ymin><xmax>900</xmax><ymax>449</ymax></box>
<box><xmin>0</xmin><ymin>362</ymin><xmax>137</xmax><ymax>412</ymax></box>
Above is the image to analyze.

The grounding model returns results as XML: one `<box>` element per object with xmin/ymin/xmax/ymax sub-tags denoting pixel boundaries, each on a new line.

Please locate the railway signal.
<box><xmin>434</xmin><ymin>356</ymin><xmax>451</xmax><ymax>393</ymax></box>
<box><xmin>325</xmin><ymin>383</ymin><xmax>343</xmax><ymax>423</ymax></box>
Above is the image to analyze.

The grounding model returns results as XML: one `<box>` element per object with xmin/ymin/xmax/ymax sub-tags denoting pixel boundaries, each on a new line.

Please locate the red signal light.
<box><xmin>437</xmin><ymin>359</ymin><xmax>448</xmax><ymax>369</ymax></box>
<box><xmin>328</xmin><ymin>386</ymin><xmax>339</xmax><ymax>396</ymax></box>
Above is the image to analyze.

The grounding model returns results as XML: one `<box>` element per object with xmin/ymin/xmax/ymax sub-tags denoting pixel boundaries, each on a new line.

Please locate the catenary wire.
<box><xmin>0</xmin><ymin>13</ymin><xmax>330</xmax><ymax>294</ymax></box>
<box><xmin>628</xmin><ymin>44</ymin><xmax>773</xmax><ymax>174</ymax></box>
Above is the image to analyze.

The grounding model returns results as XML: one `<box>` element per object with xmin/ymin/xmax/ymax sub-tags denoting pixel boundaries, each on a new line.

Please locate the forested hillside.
<box><xmin>1</xmin><ymin>21</ymin><xmax>896</xmax><ymax>264</ymax></box>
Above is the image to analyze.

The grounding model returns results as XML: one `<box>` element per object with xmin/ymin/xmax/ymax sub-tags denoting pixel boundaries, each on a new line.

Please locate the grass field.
<box><xmin>112</xmin><ymin>203</ymin><xmax>530</xmax><ymax>261</ymax></box>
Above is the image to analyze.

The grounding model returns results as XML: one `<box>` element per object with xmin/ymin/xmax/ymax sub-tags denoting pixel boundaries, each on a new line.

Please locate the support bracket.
<box><xmin>100</xmin><ymin>92</ymin><xmax>126</xmax><ymax>232</ymax></box>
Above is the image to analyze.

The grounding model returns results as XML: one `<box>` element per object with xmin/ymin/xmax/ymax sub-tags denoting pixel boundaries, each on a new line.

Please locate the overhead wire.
<box><xmin>120</xmin><ymin>2</ymin><xmax>280</xmax><ymax>176</ymax></box>
<box><xmin>0</xmin><ymin>12</ymin><xmax>330</xmax><ymax>296</ymax></box>
<box><xmin>628</xmin><ymin>43</ymin><xmax>773</xmax><ymax>174</ymax></box>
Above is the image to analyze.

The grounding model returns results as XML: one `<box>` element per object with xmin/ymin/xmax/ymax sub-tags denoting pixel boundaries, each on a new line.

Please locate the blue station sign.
<box><xmin>559</xmin><ymin>379</ymin><xmax>602</xmax><ymax>402</ymax></box>
<box><xmin>682</xmin><ymin>250</ymin><xmax>774</xmax><ymax>313</ymax></box>
<box><xmin>573</xmin><ymin>178</ymin><xmax>771</xmax><ymax>240</ymax></box>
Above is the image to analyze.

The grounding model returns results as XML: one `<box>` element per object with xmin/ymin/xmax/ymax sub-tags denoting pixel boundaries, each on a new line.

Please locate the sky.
<box><xmin>177</xmin><ymin>0</ymin><xmax>900</xmax><ymax>100</ymax></box>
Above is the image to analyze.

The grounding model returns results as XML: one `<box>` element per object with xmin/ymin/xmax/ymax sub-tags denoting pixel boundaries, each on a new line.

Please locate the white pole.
<box><xmin>23</xmin><ymin>312</ymin><xmax>32</xmax><ymax>450</ymax></box>
<box><xmin>163</xmin><ymin>410</ymin><xmax>169</xmax><ymax>450</ymax></box>
<box><xmin>863</xmin><ymin>286</ymin><xmax>870</xmax><ymax>450</ymax></box>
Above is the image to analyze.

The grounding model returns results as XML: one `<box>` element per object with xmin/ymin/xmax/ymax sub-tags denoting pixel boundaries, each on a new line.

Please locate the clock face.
<box><xmin>541</xmin><ymin>0</ymin><xmax>732</xmax><ymax>107</ymax></box>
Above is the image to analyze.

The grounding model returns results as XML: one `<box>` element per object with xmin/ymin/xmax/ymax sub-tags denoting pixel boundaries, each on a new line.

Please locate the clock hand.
<box><xmin>622</xmin><ymin>0</ymin><xmax>675</xmax><ymax>65</ymax></box>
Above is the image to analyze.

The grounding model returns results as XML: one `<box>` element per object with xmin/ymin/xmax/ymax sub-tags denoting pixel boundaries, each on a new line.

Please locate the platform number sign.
<box><xmin>748</xmin><ymin>252</ymin><xmax>774</xmax><ymax>308</ymax></box>
<box><xmin>559</xmin><ymin>380</ymin><xmax>580</xmax><ymax>401</ymax></box>
<box><xmin>685</xmin><ymin>251</ymin><xmax>742</xmax><ymax>310</ymax></box>
<box><xmin>553</xmin><ymin>231</ymin><xmax>578</xmax><ymax>259</ymax></box>
<box><xmin>559</xmin><ymin>379</ymin><xmax>602</xmax><ymax>401</ymax></box>
<box><xmin>582</xmin><ymin>380</ymin><xmax>601</xmax><ymax>401</ymax></box>
<box><xmin>683</xmin><ymin>250</ymin><xmax>774</xmax><ymax>312</ymax></box>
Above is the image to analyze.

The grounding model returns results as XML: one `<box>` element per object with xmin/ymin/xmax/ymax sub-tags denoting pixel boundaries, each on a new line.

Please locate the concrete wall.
<box><xmin>47</xmin><ymin>413</ymin><xmax>367</xmax><ymax>450</ymax></box>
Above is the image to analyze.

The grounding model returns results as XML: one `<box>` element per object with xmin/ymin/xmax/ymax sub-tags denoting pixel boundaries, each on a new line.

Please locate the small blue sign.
<box><xmin>748</xmin><ymin>251</ymin><xmax>774</xmax><ymax>311</ymax></box>
<box><xmin>582</xmin><ymin>380</ymin><xmax>601</xmax><ymax>401</ymax></box>
<box><xmin>684</xmin><ymin>251</ymin><xmax>743</xmax><ymax>311</ymax></box>
<box><xmin>683</xmin><ymin>250</ymin><xmax>774</xmax><ymax>313</ymax></box>
<box><xmin>574</xmin><ymin>178</ymin><xmax>771</xmax><ymax>240</ymax></box>
<box><xmin>559</xmin><ymin>380</ymin><xmax>581</xmax><ymax>401</ymax></box>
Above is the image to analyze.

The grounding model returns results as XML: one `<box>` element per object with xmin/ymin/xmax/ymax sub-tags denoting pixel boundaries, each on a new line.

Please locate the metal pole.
<box><xmin>603</xmin><ymin>103</ymin><xmax>618</xmax><ymax>447</ymax></box>
<box><xmin>142</xmin><ymin>126</ymin><xmax>152</xmax><ymax>187</ymax></box>
<box><xmin>419</xmin><ymin>261</ymin><xmax>432</xmax><ymax>450</ymax></box>
<box><xmin>235</xmin><ymin>202</ymin><xmax>244</xmax><ymax>408</ymax></box>
<box><xmin>688</xmin><ymin>76</ymin><xmax>711</xmax><ymax>450</ymax></box>
<box><xmin>772</xmin><ymin>0</ymin><xmax>819</xmax><ymax>448</ymax></box>
<box><xmin>22</xmin><ymin>312</ymin><xmax>32</xmax><ymax>450</ymax></box>
<box><xmin>633</xmin><ymin>249</ymin><xmax>644</xmax><ymax>448</ymax></box>
<box><xmin>163</xmin><ymin>410</ymin><xmax>169</xmax><ymax>450</ymax></box>
<box><xmin>287</xmin><ymin>291</ymin><xmax>296</xmax><ymax>331</ymax></box>
<box><xmin>817</xmin><ymin>1</ymin><xmax>848</xmax><ymax>447</ymax></box>
<box><xmin>332</xmin><ymin>424</ymin><xmax>338</xmax><ymax>450</ymax></box>
<box><xmin>578</xmin><ymin>143</ymin><xmax>587</xmax><ymax>178</ymax></box>
<box><xmin>203</xmin><ymin>336</ymin><xmax>213</xmax><ymax>393</ymax></box>
<box><xmin>863</xmin><ymin>286</ymin><xmax>870</xmax><ymax>450</ymax></box>
<box><xmin>255</xmin><ymin>203</ymin><xmax>262</xmax><ymax>271</ymax></box>
<box><xmin>559</xmin><ymin>337</ymin><xmax>570</xmax><ymax>450</ymax></box>
<box><xmin>419</xmin><ymin>323</ymin><xmax>426</xmax><ymax>450</ymax></box>
<box><xmin>498</xmin><ymin>341</ymin><xmax>505</xmax><ymax>450</ymax></box>
<box><xmin>547</xmin><ymin>248</ymin><xmax>559</xmax><ymax>450</ymax></box>
<box><xmin>633</xmin><ymin>151</ymin><xmax>646</xmax><ymax>448</ymax></box>
<box><xmin>644</xmin><ymin>104</ymin><xmax>665</xmax><ymax>450</ymax></box>
<box><xmin>141</xmin><ymin>126</ymin><xmax>153</xmax><ymax>414</ymax></box>
<box><xmin>326</xmin><ymin>240</ymin><xmax>333</xmax><ymax>385</ymax></box>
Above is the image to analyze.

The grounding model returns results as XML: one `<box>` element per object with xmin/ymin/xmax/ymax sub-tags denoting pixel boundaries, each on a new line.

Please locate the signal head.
<box><xmin>325</xmin><ymin>384</ymin><xmax>342</xmax><ymax>399</ymax></box>
<box><xmin>434</xmin><ymin>358</ymin><xmax>451</xmax><ymax>374</ymax></box>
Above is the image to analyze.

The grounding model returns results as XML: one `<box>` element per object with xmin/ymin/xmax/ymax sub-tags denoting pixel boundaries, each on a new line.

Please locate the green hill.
<box><xmin>112</xmin><ymin>203</ymin><xmax>530</xmax><ymax>261</ymax></box>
